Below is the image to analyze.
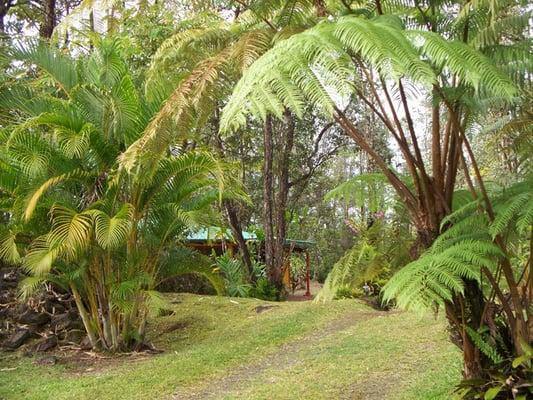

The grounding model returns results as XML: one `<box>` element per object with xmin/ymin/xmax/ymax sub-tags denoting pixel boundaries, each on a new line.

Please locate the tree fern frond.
<box><xmin>516</xmin><ymin>200</ymin><xmax>533</xmax><ymax>234</ymax></box>
<box><xmin>466</xmin><ymin>326</ymin><xmax>504</xmax><ymax>364</ymax></box>
<box><xmin>489</xmin><ymin>191</ymin><xmax>531</xmax><ymax>237</ymax></box>
<box><xmin>414</xmin><ymin>31</ymin><xmax>517</xmax><ymax>98</ymax></box>
<box><xmin>470</xmin><ymin>12</ymin><xmax>532</xmax><ymax>49</ymax></box>
<box><xmin>441</xmin><ymin>196</ymin><xmax>484</xmax><ymax>228</ymax></box>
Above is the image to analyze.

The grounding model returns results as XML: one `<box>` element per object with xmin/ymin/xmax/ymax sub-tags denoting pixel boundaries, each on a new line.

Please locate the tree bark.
<box><xmin>225</xmin><ymin>201</ymin><xmax>254</xmax><ymax>279</ymax></box>
<box><xmin>263</xmin><ymin>115</ymin><xmax>278</xmax><ymax>286</ymax></box>
<box><xmin>0</xmin><ymin>0</ymin><xmax>13</xmax><ymax>37</ymax></box>
<box><xmin>273</xmin><ymin>111</ymin><xmax>295</xmax><ymax>281</ymax></box>
<box><xmin>40</xmin><ymin>0</ymin><xmax>56</xmax><ymax>39</ymax></box>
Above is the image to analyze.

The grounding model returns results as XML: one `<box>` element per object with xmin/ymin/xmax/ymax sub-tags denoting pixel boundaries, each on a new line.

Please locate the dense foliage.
<box><xmin>0</xmin><ymin>1</ymin><xmax>531</xmax><ymax>397</ymax></box>
<box><xmin>0</xmin><ymin>39</ymin><xmax>233</xmax><ymax>350</ymax></box>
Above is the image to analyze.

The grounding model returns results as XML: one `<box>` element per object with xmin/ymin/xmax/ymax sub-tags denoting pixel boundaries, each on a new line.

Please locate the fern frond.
<box><xmin>489</xmin><ymin>191</ymin><xmax>531</xmax><ymax>237</ymax></box>
<box><xmin>466</xmin><ymin>326</ymin><xmax>504</xmax><ymax>364</ymax></box>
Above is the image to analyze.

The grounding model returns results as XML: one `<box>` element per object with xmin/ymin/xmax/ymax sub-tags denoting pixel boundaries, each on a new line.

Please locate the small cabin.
<box><xmin>185</xmin><ymin>227</ymin><xmax>315</xmax><ymax>296</ymax></box>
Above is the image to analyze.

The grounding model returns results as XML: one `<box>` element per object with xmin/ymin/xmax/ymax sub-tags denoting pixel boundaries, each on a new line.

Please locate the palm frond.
<box><xmin>10</xmin><ymin>40</ymin><xmax>79</xmax><ymax>93</ymax></box>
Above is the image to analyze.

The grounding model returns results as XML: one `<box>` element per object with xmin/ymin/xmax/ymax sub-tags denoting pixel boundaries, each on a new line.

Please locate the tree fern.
<box><xmin>384</xmin><ymin>179</ymin><xmax>532</xmax><ymax>313</ymax></box>
<box><xmin>220</xmin><ymin>11</ymin><xmax>519</xmax><ymax>131</ymax></box>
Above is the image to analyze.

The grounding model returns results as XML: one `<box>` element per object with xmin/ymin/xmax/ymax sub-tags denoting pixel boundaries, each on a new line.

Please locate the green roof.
<box><xmin>186</xmin><ymin>227</ymin><xmax>257</xmax><ymax>242</ymax></box>
<box><xmin>186</xmin><ymin>227</ymin><xmax>315</xmax><ymax>249</ymax></box>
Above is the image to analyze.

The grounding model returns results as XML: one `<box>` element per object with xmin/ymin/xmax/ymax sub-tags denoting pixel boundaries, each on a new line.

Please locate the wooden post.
<box><xmin>305</xmin><ymin>250</ymin><xmax>311</xmax><ymax>297</ymax></box>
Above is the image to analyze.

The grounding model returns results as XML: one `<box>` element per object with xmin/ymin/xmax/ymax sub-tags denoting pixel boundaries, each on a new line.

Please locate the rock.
<box><xmin>0</xmin><ymin>279</ymin><xmax>17</xmax><ymax>290</ymax></box>
<box><xmin>33</xmin><ymin>335</ymin><xmax>58</xmax><ymax>352</ymax></box>
<box><xmin>254</xmin><ymin>304</ymin><xmax>277</xmax><ymax>314</ymax></box>
<box><xmin>158</xmin><ymin>309</ymin><xmax>175</xmax><ymax>317</ymax></box>
<box><xmin>62</xmin><ymin>329</ymin><xmax>85</xmax><ymax>344</ymax></box>
<box><xmin>0</xmin><ymin>291</ymin><xmax>12</xmax><ymax>304</ymax></box>
<box><xmin>135</xmin><ymin>341</ymin><xmax>162</xmax><ymax>354</ymax></box>
<box><xmin>79</xmin><ymin>335</ymin><xmax>93</xmax><ymax>350</ymax></box>
<box><xmin>43</xmin><ymin>301</ymin><xmax>65</xmax><ymax>315</ymax></box>
<box><xmin>4</xmin><ymin>329</ymin><xmax>31</xmax><ymax>349</ymax></box>
<box><xmin>33</xmin><ymin>355</ymin><xmax>58</xmax><ymax>366</ymax></box>
<box><xmin>1</xmin><ymin>267</ymin><xmax>20</xmax><ymax>282</ymax></box>
<box><xmin>18</xmin><ymin>310</ymin><xmax>50</xmax><ymax>326</ymax></box>
<box><xmin>51</xmin><ymin>310</ymin><xmax>82</xmax><ymax>331</ymax></box>
<box><xmin>13</xmin><ymin>303</ymin><xmax>29</xmax><ymax>316</ymax></box>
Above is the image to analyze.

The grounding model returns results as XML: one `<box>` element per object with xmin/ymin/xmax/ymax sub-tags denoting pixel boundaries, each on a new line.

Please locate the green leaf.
<box><xmin>484</xmin><ymin>386</ymin><xmax>502</xmax><ymax>400</ymax></box>
<box><xmin>512</xmin><ymin>355</ymin><xmax>531</xmax><ymax>369</ymax></box>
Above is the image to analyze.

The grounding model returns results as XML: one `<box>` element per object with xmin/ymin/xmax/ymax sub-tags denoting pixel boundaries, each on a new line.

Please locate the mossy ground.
<box><xmin>0</xmin><ymin>293</ymin><xmax>461</xmax><ymax>400</ymax></box>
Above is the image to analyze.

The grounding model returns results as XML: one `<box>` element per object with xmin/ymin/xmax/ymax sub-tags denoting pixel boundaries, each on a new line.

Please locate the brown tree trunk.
<box><xmin>263</xmin><ymin>115</ymin><xmax>278</xmax><ymax>286</ymax></box>
<box><xmin>40</xmin><ymin>0</ymin><xmax>56</xmax><ymax>39</ymax></box>
<box><xmin>273</xmin><ymin>111</ymin><xmax>295</xmax><ymax>280</ymax></box>
<box><xmin>314</xmin><ymin>0</ymin><xmax>328</xmax><ymax>17</ymax></box>
<box><xmin>0</xmin><ymin>0</ymin><xmax>13</xmax><ymax>37</ymax></box>
<box><xmin>225</xmin><ymin>201</ymin><xmax>254</xmax><ymax>279</ymax></box>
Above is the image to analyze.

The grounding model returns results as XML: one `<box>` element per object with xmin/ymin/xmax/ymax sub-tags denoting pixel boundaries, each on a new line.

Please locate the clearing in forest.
<box><xmin>0</xmin><ymin>294</ymin><xmax>460</xmax><ymax>400</ymax></box>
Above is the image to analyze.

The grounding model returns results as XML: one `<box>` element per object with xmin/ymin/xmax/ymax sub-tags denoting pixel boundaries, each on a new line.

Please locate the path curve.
<box><xmin>172</xmin><ymin>309</ymin><xmax>387</xmax><ymax>400</ymax></box>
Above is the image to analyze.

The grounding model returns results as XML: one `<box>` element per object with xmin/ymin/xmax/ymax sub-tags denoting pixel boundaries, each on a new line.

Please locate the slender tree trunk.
<box><xmin>273</xmin><ymin>111</ymin><xmax>295</xmax><ymax>281</ymax></box>
<box><xmin>314</xmin><ymin>0</ymin><xmax>328</xmax><ymax>16</ymax></box>
<box><xmin>40</xmin><ymin>0</ymin><xmax>56</xmax><ymax>39</ymax></box>
<box><xmin>263</xmin><ymin>115</ymin><xmax>278</xmax><ymax>286</ymax></box>
<box><xmin>0</xmin><ymin>8</ymin><xmax>5</xmax><ymax>36</ymax></box>
<box><xmin>0</xmin><ymin>0</ymin><xmax>13</xmax><ymax>38</ymax></box>
<box><xmin>70</xmin><ymin>284</ymin><xmax>99</xmax><ymax>350</ymax></box>
<box><xmin>225</xmin><ymin>201</ymin><xmax>254</xmax><ymax>279</ymax></box>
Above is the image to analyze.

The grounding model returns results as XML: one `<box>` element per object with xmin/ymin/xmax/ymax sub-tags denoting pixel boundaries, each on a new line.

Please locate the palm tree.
<box><xmin>216</xmin><ymin>0</ymin><xmax>531</xmax><ymax>379</ymax></box>
<box><xmin>0</xmin><ymin>38</ymin><xmax>233</xmax><ymax>351</ymax></box>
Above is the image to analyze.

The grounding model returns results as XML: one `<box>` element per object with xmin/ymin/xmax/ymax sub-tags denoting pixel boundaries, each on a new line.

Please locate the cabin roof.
<box><xmin>186</xmin><ymin>227</ymin><xmax>257</xmax><ymax>242</ymax></box>
<box><xmin>185</xmin><ymin>227</ymin><xmax>315</xmax><ymax>250</ymax></box>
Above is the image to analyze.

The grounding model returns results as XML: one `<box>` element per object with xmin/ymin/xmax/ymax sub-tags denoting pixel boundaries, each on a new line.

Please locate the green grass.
<box><xmin>0</xmin><ymin>294</ymin><xmax>461</xmax><ymax>400</ymax></box>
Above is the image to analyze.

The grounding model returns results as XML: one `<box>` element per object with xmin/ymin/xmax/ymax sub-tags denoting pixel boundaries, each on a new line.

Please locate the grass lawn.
<box><xmin>0</xmin><ymin>294</ymin><xmax>461</xmax><ymax>400</ymax></box>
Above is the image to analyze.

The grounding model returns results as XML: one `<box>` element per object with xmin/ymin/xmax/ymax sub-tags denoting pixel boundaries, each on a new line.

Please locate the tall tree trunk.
<box><xmin>273</xmin><ymin>111</ymin><xmax>295</xmax><ymax>282</ymax></box>
<box><xmin>40</xmin><ymin>0</ymin><xmax>56</xmax><ymax>39</ymax></box>
<box><xmin>0</xmin><ymin>0</ymin><xmax>13</xmax><ymax>37</ymax></box>
<box><xmin>263</xmin><ymin>115</ymin><xmax>278</xmax><ymax>286</ymax></box>
<box><xmin>334</xmin><ymin>99</ymin><xmax>490</xmax><ymax>378</ymax></box>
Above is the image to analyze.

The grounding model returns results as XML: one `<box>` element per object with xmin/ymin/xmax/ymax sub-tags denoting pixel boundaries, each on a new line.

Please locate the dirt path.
<box><xmin>172</xmin><ymin>309</ymin><xmax>387</xmax><ymax>400</ymax></box>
